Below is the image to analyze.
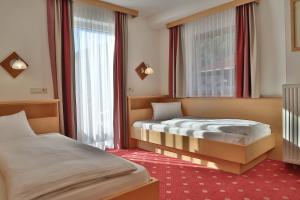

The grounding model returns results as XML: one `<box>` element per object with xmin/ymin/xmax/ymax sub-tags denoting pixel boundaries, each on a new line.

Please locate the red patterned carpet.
<box><xmin>109</xmin><ymin>149</ymin><xmax>300</xmax><ymax>200</ymax></box>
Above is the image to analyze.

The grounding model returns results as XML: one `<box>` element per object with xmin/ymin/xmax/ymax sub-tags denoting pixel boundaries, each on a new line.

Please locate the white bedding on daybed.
<box><xmin>133</xmin><ymin>117</ymin><xmax>271</xmax><ymax>145</ymax></box>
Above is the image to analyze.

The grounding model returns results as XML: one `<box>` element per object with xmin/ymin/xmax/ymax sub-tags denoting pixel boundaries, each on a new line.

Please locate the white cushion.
<box><xmin>151</xmin><ymin>102</ymin><xmax>183</xmax><ymax>121</ymax></box>
<box><xmin>0</xmin><ymin>111</ymin><xmax>36</xmax><ymax>141</ymax></box>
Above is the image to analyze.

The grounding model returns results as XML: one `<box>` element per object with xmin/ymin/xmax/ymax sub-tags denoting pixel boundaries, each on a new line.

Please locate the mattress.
<box><xmin>0</xmin><ymin>163</ymin><xmax>149</xmax><ymax>200</ymax></box>
<box><xmin>133</xmin><ymin>117</ymin><xmax>271</xmax><ymax>145</ymax></box>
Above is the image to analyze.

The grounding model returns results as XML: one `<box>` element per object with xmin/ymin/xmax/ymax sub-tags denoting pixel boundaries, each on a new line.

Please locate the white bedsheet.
<box><xmin>133</xmin><ymin>117</ymin><xmax>271</xmax><ymax>145</ymax></box>
<box><xmin>0</xmin><ymin>133</ymin><xmax>138</xmax><ymax>200</ymax></box>
<box><xmin>0</xmin><ymin>163</ymin><xmax>149</xmax><ymax>200</ymax></box>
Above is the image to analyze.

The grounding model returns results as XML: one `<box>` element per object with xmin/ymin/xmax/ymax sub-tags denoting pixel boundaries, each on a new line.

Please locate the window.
<box><xmin>73</xmin><ymin>3</ymin><xmax>115</xmax><ymax>149</ymax></box>
<box><xmin>182</xmin><ymin>8</ymin><xmax>236</xmax><ymax>97</ymax></box>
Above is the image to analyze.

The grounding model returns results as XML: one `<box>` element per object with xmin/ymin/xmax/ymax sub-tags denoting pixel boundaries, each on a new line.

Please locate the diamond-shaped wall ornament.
<box><xmin>0</xmin><ymin>52</ymin><xmax>29</xmax><ymax>78</ymax></box>
<box><xmin>135</xmin><ymin>62</ymin><xmax>148</xmax><ymax>80</ymax></box>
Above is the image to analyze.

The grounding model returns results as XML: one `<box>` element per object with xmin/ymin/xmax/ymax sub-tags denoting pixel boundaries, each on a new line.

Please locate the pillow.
<box><xmin>0</xmin><ymin>111</ymin><xmax>36</xmax><ymax>140</ymax></box>
<box><xmin>151</xmin><ymin>102</ymin><xmax>183</xmax><ymax>121</ymax></box>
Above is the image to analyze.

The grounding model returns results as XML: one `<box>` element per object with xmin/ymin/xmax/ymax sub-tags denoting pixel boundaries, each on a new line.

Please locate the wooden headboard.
<box><xmin>127</xmin><ymin>96</ymin><xmax>283</xmax><ymax>160</ymax></box>
<box><xmin>127</xmin><ymin>96</ymin><xmax>176</xmax><ymax>147</ymax></box>
<box><xmin>0</xmin><ymin>100</ymin><xmax>60</xmax><ymax>134</ymax></box>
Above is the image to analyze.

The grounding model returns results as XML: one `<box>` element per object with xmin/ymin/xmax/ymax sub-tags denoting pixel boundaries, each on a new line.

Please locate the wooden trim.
<box><xmin>132</xmin><ymin>128</ymin><xmax>275</xmax><ymax>162</ymax></box>
<box><xmin>240</xmin><ymin>154</ymin><xmax>267</xmax><ymax>173</ymax></box>
<box><xmin>167</xmin><ymin>0</ymin><xmax>260</xmax><ymax>28</ymax></box>
<box><xmin>137</xmin><ymin>140</ymin><xmax>271</xmax><ymax>174</ymax></box>
<box><xmin>0</xmin><ymin>99</ymin><xmax>60</xmax><ymax>105</ymax></box>
<box><xmin>0</xmin><ymin>100</ymin><xmax>60</xmax><ymax>134</ymax></box>
<box><xmin>75</xmin><ymin>0</ymin><xmax>138</xmax><ymax>17</ymax></box>
<box><xmin>104</xmin><ymin>178</ymin><xmax>159</xmax><ymax>200</ymax></box>
<box><xmin>291</xmin><ymin>0</ymin><xmax>300</xmax><ymax>51</ymax></box>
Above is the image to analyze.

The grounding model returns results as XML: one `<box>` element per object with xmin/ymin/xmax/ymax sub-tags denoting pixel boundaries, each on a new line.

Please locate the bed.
<box><xmin>127</xmin><ymin>96</ymin><xmax>282</xmax><ymax>174</ymax></box>
<box><xmin>0</xmin><ymin>100</ymin><xmax>159</xmax><ymax>200</ymax></box>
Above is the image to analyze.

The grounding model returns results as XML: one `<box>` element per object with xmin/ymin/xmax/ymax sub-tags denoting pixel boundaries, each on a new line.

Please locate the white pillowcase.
<box><xmin>0</xmin><ymin>111</ymin><xmax>36</xmax><ymax>141</ymax></box>
<box><xmin>151</xmin><ymin>102</ymin><xmax>183</xmax><ymax>121</ymax></box>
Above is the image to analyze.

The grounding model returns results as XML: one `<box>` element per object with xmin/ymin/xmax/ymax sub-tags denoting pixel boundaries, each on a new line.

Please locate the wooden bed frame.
<box><xmin>0</xmin><ymin>100</ymin><xmax>159</xmax><ymax>200</ymax></box>
<box><xmin>0</xmin><ymin>100</ymin><xmax>60</xmax><ymax>134</ymax></box>
<box><xmin>128</xmin><ymin>96</ymin><xmax>282</xmax><ymax>174</ymax></box>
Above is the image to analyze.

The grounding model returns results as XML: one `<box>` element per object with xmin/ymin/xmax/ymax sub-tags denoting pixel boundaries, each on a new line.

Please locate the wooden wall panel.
<box><xmin>0</xmin><ymin>100</ymin><xmax>60</xmax><ymax>134</ymax></box>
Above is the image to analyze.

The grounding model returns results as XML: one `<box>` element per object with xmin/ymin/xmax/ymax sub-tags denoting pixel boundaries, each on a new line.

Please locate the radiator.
<box><xmin>283</xmin><ymin>84</ymin><xmax>300</xmax><ymax>165</ymax></box>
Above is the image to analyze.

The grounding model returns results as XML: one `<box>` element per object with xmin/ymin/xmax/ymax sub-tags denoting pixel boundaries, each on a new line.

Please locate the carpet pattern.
<box><xmin>110</xmin><ymin>149</ymin><xmax>300</xmax><ymax>200</ymax></box>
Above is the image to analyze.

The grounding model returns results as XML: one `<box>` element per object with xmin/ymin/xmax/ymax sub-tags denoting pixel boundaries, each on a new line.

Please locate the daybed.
<box><xmin>127</xmin><ymin>96</ymin><xmax>282</xmax><ymax>174</ymax></box>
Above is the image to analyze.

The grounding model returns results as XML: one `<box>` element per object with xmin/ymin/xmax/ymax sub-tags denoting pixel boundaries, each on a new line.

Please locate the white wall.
<box><xmin>0</xmin><ymin>0</ymin><xmax>294</xmax><ymax>99</ymax></box>
<box><xmin>285</xmin><ymin>0</ymin><xmax>300</xmax><ymax>84</ymax></box>
<box><xmin>0</xmin><ymin>0</ymin><xmax>53</xmax><ymax>100</ymax></box>
<box><xmin>259</xmin><ymin>0</ymin><xmax>286</xmax><ymax>96</ymax></box>
<box><xmin>159</xmin><ymin>29</ymin><xmax>169</xmax><ymax>95</ymax></box>
<box><xmin>127</xmin><ymin>17</ymin><xmax>161</xmax><ymax>96</ymax></box>
<box><xmin>148</xmin><ymin>0</ymin><xmax>230</xmax><ymax>29</ymax></box>
<box><xmin>0</xmin><ymin>1</ymin><xmax>163</xmax><ymax>100</ymax></box>
<box><xmin>158</xmin><ymin>0</ymin><xmax>288</xmax><ymax>97</ymax></box>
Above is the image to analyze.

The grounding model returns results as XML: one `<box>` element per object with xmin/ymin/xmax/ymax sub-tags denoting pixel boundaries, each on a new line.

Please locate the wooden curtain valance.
<box><xmin>75</xmin><ymin>0</ymin><xmax>139</xmax><ymax>17</ymax></box>
<box><xmin>167</xmin><ymin>0</ymin><xmax>259</xmax><ymax>28</ymax></box>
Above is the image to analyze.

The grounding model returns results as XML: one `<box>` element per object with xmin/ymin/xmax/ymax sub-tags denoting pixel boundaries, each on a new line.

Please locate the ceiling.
<box><xmin>104</xmin><ymin>0</ymin><xmax>209</xmax><ymax>18</ymax></box>
<box><xmin>103</xmin><ymin>0</ymin><xmax>231</xmax><ymax>28</ymax></box>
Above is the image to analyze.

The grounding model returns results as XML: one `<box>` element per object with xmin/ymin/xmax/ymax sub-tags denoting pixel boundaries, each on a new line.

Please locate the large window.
<box><xmin>73</xmin><ymin>3</ymin><xmax>115</xmax><ymax>149</ymax></box>
<box><xmin>182</xmin><ymin>8</ymin><xmax>236</xmax><ymax>97</ymax></box>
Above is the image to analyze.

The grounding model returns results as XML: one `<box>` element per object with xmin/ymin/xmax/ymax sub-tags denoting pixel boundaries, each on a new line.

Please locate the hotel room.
<box><xmin>0</xmin><ymin>0</ymin><xmax>300</xmax><ymax>199</ymax></box>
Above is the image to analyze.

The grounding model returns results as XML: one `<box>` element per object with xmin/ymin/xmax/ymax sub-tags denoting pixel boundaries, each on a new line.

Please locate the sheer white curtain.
<box><xmin>73</xmin><ymin>3</ymin><xmax>115</xmax><ymax>149</ymax></box>
<box><xmin>182</xmin><ymin>8</ymin><xmax>236</xmax><ymax>97</ymax></box>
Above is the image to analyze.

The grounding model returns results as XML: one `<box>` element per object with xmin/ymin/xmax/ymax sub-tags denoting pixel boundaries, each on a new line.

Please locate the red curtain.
<box><xmin>47</xmin><ymin>0</ymin><xmax>58</xmax><ymax>98</ymax></box>
<box><xmin>169</xmin><ymin>26</ymin><xmax>180</xmax><ymax>98</ymax></box>
<box><xmin>47</xmin><ymin>0</ymin><xmax>76</xmax><ymax>139</ymax></box>
<box><xmin>236</xmin><ymin>4</ymin><xmax>251</xmax><ymax>98</ymax></box>
<box><xmin>114</xmin><ymin>12</ymin><xmax>127</xmax><ymax>149</ymax></box>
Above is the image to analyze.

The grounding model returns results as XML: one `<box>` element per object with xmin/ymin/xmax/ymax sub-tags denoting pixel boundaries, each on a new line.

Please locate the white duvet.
<box><xmin>0</xmin><ymin>134</ymin><xmax>137</xmax><ymax>200</ymax></box>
